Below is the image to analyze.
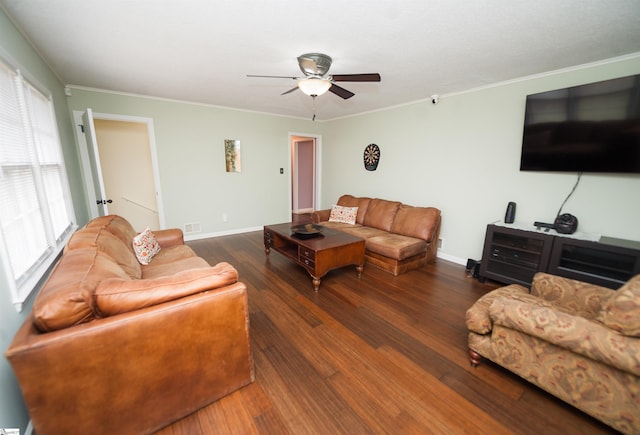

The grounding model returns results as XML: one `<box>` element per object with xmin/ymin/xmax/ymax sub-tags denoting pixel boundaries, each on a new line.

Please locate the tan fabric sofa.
<box><xmin>5</xmin><ymin>215</ymin><xmax>254</xmax><ymax>435</ymax></box>
<box><xmin>312</xmin><ymin>194</ymin><xmax>441</xmax><ymax>275</ymax></box>
<box><xmin>466</xmin><ymin>272</ymin><xmax>640</xmax><ymax>434</ymax></box>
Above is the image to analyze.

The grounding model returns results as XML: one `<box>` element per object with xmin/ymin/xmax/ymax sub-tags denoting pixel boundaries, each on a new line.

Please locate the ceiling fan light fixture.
<box><xmin>298</xmin><ymin>77</ymin><xmax>331</xmax><ymax>97</ymax></box>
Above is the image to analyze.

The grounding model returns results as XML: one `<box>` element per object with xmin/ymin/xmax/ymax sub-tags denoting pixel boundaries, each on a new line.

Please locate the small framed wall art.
<box><xmin>363</xmin><ymin>143</ymin><xmax>380</xmax><ymax>171</ymax></box>
<box><xmin>224</xmin><ymin>139</ymin><xmax>242</xmax><ymax>172</ymax></box>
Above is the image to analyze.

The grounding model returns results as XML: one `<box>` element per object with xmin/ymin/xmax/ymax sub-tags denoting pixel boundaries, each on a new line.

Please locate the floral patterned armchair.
<box><xmin>466</xmin><ymin>272</ymin><xmax>640</xmax><ymax>434</ymax></box>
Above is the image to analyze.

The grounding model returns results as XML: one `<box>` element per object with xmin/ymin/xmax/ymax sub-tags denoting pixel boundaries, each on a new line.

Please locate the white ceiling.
<box><xmin>2</xmin><ymin>0</ymin><xmax>640</xmax><ymax>120</ymax></box>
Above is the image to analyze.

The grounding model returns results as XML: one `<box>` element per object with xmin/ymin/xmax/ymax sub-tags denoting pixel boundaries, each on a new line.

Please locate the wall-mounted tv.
<box><xmin>520</xmin><ymin>73</ymin><xmax>640</xmax><ymax>173</ymax></box>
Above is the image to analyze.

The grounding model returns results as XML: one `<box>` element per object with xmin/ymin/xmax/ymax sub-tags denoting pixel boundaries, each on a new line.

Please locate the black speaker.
<box><xmin>554</xmin><ymin>213</ymin><xmax>578</xmax><ymax>234</ymax></box>
<box><xmin>466</xmin><ymin>259</ymin><xmax>481</xmax><ymax>279</ymax></box>
<box><xmin>504</xmin><ymin>201</ymin><xmax>516</xmax><ymax>223</ymax></box>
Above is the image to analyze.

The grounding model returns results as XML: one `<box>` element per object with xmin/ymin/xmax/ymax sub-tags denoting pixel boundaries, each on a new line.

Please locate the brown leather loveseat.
<box><xmin>5</xmin><ymin>215</ymin><xmax>254</xmax><ymax>435</ymax></box>
<box><xmin>312</xmin><ymin>194</ymin><xmax>441</xmax><ymax>275</ymax></box>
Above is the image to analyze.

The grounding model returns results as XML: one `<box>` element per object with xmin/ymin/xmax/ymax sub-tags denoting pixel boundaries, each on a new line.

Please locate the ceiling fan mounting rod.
<box><xmin>298</xmin><ymin>53</ymin><xmax>332</xmax><ymax>76</ymax></box>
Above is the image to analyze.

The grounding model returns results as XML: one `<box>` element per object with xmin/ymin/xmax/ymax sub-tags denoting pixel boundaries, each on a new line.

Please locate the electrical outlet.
<box><xmin>280</xmin><ymin>168</ymin><xmax>284</xmax><ymax>174</ymax></box>
<box><xmin>222</xmin><ymin>213</ymin><xmax>228</xmax><ymax>222</ymax></box>
<box><xmin>437</xmin><ymin>238</ymin><xmax>443</xmax><ymax>249</ymax></box>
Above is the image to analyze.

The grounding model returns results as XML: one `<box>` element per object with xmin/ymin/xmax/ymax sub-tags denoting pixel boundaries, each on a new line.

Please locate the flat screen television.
<box><xmin>520</xmin><ymin>73</ymin><xmax>640</xmax><ymax>173</ymax></box>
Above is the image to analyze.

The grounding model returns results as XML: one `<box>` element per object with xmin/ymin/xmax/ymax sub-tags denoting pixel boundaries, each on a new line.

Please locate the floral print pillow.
<box><xmin>132</xmin><ymin>227</ymin><xmax>161</xmax><ymax>265</ymax></box>
<box><xmin>328</xmin><ymin>205</ymin><xmax>358</xmax><ymax>225</ymax></box>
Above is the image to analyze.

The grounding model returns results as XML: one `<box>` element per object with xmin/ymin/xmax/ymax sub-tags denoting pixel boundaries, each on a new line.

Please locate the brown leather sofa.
<box><xmin>312</xmin><ymin>194</ymin><xmax>441</xmax><ymax>275</ymax></box>
<box><xmin>466</xmin><ymin>272</ymin><xmax>640</xmax><ymax>434</ymax></box>
<box><xmin>5</xmin><ymin>215</ymin><xmax>254</xmax><ymax>435</ymax></box>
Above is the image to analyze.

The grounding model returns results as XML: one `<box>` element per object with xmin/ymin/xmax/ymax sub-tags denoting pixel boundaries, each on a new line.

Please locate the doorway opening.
<box><xmin>73</xmin><ymin>110</ymin><xmax>164</xmax><ymax>231</ymax></box>
<box><xmin>289</xmin><ymin>133</ymin><xmax>321</xmax><ymax>219</ymax></box>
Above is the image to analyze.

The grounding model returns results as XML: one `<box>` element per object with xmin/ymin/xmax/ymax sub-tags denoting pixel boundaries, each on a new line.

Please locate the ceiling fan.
<box><xmin>247</xmin><ymin>53</ymin><xmax>381</xmax><ymax>99</ymax></box>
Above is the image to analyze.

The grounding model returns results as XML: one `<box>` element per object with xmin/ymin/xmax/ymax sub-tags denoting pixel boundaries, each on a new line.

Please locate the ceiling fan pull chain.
<box><xmin>312</xmin><ymin>95</ymin><xmax>317</xmax><ymax>121</ymax></box>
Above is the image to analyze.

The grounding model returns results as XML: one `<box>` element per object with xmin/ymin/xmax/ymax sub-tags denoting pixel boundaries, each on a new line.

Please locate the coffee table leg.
<box><xmin>356</xmin><ymin>264</ymin><xmax>364</xmax><ymax>277</ymax></box>
<box><xmin>312</xmin><ymin>277</ymin><xmax>321</xmax><ymax>292</ymax></box>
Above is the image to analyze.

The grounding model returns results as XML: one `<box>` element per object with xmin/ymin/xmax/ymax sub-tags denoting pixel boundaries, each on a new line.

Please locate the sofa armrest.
<box><xmin>465</xmin><ymin>284</ymin><xmax>530</xmax><ymax>334</ymax></box>
<box><xmin>94</xmin><ymin>262</ymin><xmax>239</xmax><ymax>315</ymax></box>
<box><xmin>5</xmin><ymin>282</ymin><xmax>254</xmax><ymax>435</ymax></box>
<box><xmin>490</xmin><ymin>297</ymin><xmax>640</xmax><ymax>376</ymax></box>
<box><xmin>311</xmin><ymin>209</ymin><xmax>331</xmax><ymax>223</ymax></box>
<box><xmin>153</xmin><ymin>228</ymin><xmax>184</xmax><ymax>247</ymax></box>
<box><xmin>531</xmin><ymin>272</ymin><xmax>615</xmax><ymax>317</ymax></box>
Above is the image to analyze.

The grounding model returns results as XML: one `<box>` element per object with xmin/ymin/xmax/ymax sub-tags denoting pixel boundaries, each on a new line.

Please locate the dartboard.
<box><xmin>363</xmin><ymin>143</ymin><xmax>380</xmax><ymax>171</ymax></box>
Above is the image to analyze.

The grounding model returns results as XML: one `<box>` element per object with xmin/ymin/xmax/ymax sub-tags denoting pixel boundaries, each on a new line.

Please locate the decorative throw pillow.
<box><xmin>132</xmin><ymin>227</ymin><xmax>161</xmax><ymax>265</ymax></box>
<box><xmin>597</xmin><ymin>274</ymin><xmax>640</xmax><ymax>337</ymax></box>
<box><xmin>329</xmin><ymin>205</ymin><xmax>358</xmax><ymax>225</ymax></box>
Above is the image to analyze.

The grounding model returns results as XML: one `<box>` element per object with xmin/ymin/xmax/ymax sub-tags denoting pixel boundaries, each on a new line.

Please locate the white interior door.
<box><xmin>82</xmin><ymin>109</ymin><xmax>108</xmax><ymax>216</ymax></box>
<box><xmin>93</xmin><ymin>119</ymin><xmax>159</xmax><ymax>231</ymax></box>
<box><xmin>75</xmin><ymin>110</ymin><xmax>163</xmax><ymax>231</ymax></box>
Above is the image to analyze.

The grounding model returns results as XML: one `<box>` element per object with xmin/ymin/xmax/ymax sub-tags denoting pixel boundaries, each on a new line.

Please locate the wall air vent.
<box><xmin>184</xmin><ymin>222</ymin><xmax>201</xmax><ymax>234</ymax></box>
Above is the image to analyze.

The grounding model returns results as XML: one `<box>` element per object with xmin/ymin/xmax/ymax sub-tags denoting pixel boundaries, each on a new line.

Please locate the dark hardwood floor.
<box><xmin>155</xmin><ymin>222</ymin><xmax>617</xmax><ymax>434</ymax></box>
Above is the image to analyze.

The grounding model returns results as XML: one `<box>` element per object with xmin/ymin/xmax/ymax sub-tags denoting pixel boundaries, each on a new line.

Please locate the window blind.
<box><xmin>0</xmin><ymin>58</ymin><xmax>75</xmax><ymax>311</ymax></box>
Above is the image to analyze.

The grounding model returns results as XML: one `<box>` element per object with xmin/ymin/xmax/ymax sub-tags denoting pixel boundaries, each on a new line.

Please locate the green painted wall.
<box><xmin>70</xmin><ymin>54</ymin><xmax>640</xmax><ymax>268</ymax></box>
<box><xmin>66</xmin><ymin>90</ymin><xmax>321</xmax><ymax>234</ymax></box>
<box><xmin>322</xmin><ymin>55</ymin><xmax>640</xmax><ymax>263</ymax></box>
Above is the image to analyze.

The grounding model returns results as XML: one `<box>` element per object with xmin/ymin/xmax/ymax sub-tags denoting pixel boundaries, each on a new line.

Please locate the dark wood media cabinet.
<box><xmin>479</xmin><ymin>223</ymin><xmax>640</xmax><ymax>289</ymax></box>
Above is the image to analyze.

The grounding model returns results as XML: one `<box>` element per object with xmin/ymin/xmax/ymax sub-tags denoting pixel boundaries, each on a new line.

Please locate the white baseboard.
<box><xmin>436</xmin><ymin>251</ymin><xmax>466</xmax><ymax>266</ymax></box>
<box><xmin>293</xmin><ymin>208</ymin><xmax>314</xmax><ymax>214</ymax></box>
<box><xmin>186</xmin><ymin>227</ymin><xmax>468</xmax><ymax>268</ymax></box>
<box><xmin>183</xmin><ymin>226</ymin><xmax>263</xmax><ymax>242</ymax></box>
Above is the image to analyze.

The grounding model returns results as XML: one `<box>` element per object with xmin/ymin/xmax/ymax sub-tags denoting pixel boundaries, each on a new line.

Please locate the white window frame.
<box><xmin>0</xmin><ymin>53</ymin><xmax>77</xmax><ymax>312</ymax></box>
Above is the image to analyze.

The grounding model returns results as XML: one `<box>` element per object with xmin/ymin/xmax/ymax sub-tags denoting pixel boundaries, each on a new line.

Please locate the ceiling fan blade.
<box><xmin>332</xmin><ymin>73</ymin><xmax>381</xmax><ymax>82</ymax></box>
<box><xmin>329</xmin><ymin>83</ymin><xmax>355</xmax><ymax>100</ymax></box>
<box><xmin>247</xmin><ymin>74</ymin><xmax>298</xmax><ymax>80</ymax></box>
<box><xmin>281</xmin><ymin>86</ymin><xmax>299</xmax><ymax>95</ymax></box>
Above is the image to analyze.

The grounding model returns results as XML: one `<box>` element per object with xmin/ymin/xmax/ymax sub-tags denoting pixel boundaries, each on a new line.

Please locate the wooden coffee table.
<box><xmin>264</xmin><ymin>223</ymin><xmax>365</xmax><ymax>291</ymax></box>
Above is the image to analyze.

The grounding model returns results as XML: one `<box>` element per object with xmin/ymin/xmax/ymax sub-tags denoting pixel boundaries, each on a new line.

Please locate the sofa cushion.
<box><xmin>142</xmin><ymin>242</ymin><xmax>198</xmax><ymax>263</ymax></box>
<box><xmin>489</xmin><ymin>297</ymin><xmax>640</xmax><ymax>377</ymax></box>
<box><xmin>336</xmin><ymin>194</ymin><xmax>371</xmax><ymax>224</ymax></box>
<box><xmin>329</xmin><ymin>205</ymin><xmax>358</xmax><ymax>224</ymax></box>
<box><xmin>94</xmin><ymin>262</ymin><xmax>239</xmax><ymax>316</ymax></box>
<box><xmin>86</xmin><ymin>215</ymin><xmax>138</xmax><ymax>246</ymax></box>
<box><xmin>132</xmin><ymin>227</ymin><xmax>161</xmax><ymax>265</ymax></box>
<box><xmin>597</xmin><ymin>274</ymin><xmax>640</xmax><ymax>337</ymax></box>
<box><xmin>337</xmin><ymin>225</ymin><xmax>388</xmax><ymax>240</ymax></box>
<box><xmin>319</xmin><ymin>221</ymin><xmax>363</xmax><ymax>231</ymax></box>
<box><xmin>33</xmin><ymin>248</ymin><xmax>131</xmax><ymax>332</ymax></box>
<box><xmin>66</xmin><ymin>227</ymin><xmax>142</xmax><ymax>279</ymax></box>
<box><xmin>390</xmin><ymin>205</ymin><xmax>441</xmax><ymax>242</ymax></box>
<box><xmin>141</xmin><ymin>244</ymin><xmax>208</xmax><ymax>278</ymax></box>
<box><xmin>366</xmin><ymin>234</ymin><xmax>427</xmax><ymax>260</ymax></box>
<box><xmin>363</xmin><ymin>199</ymin><xmax>401</xmax><ymax>231</ymax></box>
<box><xmin>65</xmin><ymin>226</ymin><xmax>100</xmax><ymax>250</ymax></box>
<box><xmin>530</xmin><ymin>272</ymin><xmax>615</xmax><ymax>319</ymax></box>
